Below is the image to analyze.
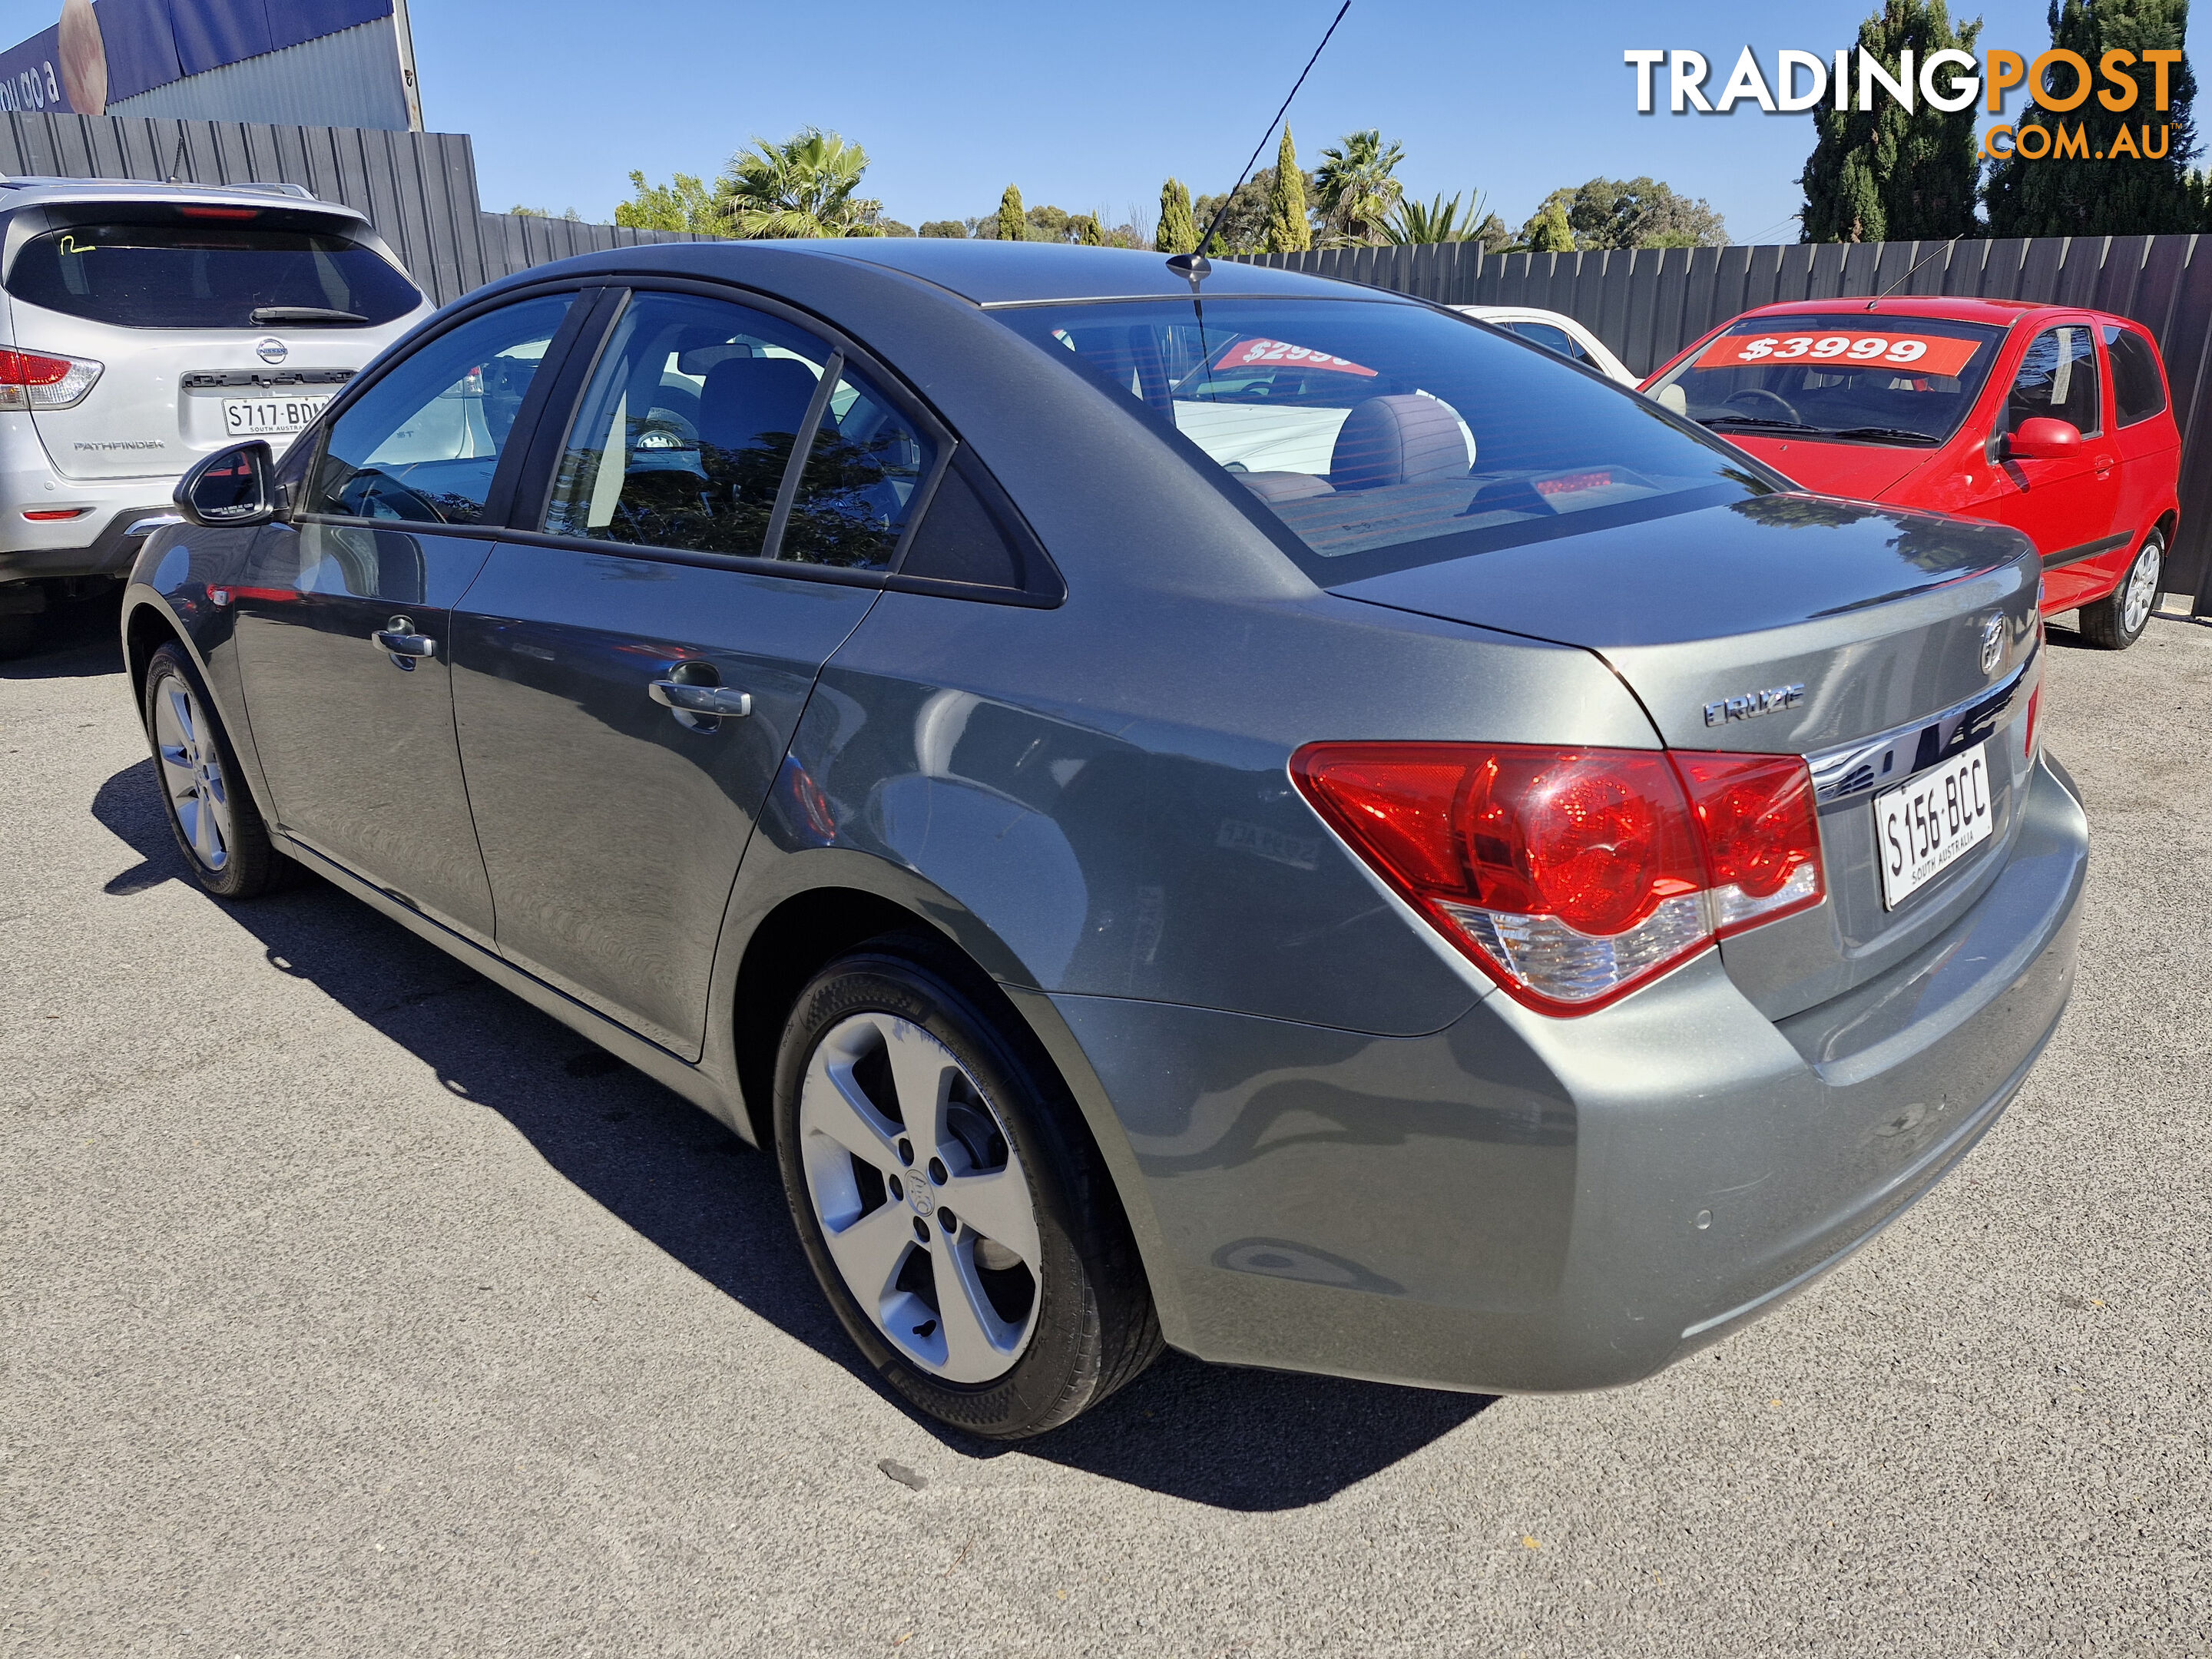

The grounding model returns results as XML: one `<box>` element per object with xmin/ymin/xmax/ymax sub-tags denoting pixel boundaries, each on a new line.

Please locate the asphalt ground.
<box><xmin>5</xmin><ymin>593</ymin><xmax>2208</xmax><ymax>1658</ymax></box>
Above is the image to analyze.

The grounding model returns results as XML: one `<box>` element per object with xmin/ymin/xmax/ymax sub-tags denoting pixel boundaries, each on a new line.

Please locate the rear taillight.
<box><xmin>0</xmin><ymin>347</ymin><xmax>102</xmax><ymax>410</ymax></box>
<box><xmin>1291</xmin><ymin>742</ymin><xmax>1826</xmax><ymax>1016</ymax></box>
<box><xmin>2023</xmin><ymin>683</ymin><xmax>2041</xmax><ymax>758</ymax></box>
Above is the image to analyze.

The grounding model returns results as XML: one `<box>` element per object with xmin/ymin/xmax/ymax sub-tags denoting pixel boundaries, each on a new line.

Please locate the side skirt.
<box><xmin>274</xmin><ymin>832</ymin><xmax>752</xmax><ymax>1142</ymax></box>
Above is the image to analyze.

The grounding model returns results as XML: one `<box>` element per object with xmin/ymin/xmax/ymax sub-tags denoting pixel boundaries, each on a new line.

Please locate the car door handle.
<box><xmin>649</xmin><ymin>680</ymin><xmax>751</xmax><ymax>717</ymax></box>
<box><xmin>371</xmin><ymin>624</ymin><xmax>437</xmax><ymax>658</ymax></box>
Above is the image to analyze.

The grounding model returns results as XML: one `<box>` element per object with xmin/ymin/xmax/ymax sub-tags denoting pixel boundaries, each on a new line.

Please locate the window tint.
<box><xmin>2008</xmin><ymin>325</ymin><xmax>2101</xmax><ymax>435</ymax></box>
<box><xmin>543</xmin><ymin>291</ymin><xmax>836</xmax><ymax>557</ymax></box>
<box><xmin>2104</xmin><ymin>325</ymin><xmax>2168</xmax><ymax>427</ymax></box>
<box><xmin>779</xmin><ymin>364</ymin><xmax>935</xmax><ymax>570</ymax></box>
<box><xmin>898</xmin><ymin>459</ymin><xmax>1029</xmax><ymax>590</ymax></box>
<box><xmin>1511</xmin><ymin>321</ymin><xmax>1584</xmax><ymax>362</ymax></box>
<box><xmin>8</xmin><ymin>219</ymin><xmax>422</xmax><ymax>329</ymax></box>
<box><xmin>306</xmin><ymin>294</ymin><xmax>571</xmax><ymax>524</ymax></box>
<box><xmin>993</xmin><ymin>297</ymin><xmax>1773</xmax><ymax>582</ymax></box>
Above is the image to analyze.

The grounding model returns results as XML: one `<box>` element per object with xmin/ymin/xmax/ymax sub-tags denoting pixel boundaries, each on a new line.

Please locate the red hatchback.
<box><xmin>1644</xmin><ymin>297</ymin><xmax>2180</xmax><ymax>648</ymax></box>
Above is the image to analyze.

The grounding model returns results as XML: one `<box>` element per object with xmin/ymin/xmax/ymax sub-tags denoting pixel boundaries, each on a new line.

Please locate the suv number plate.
<box><xmin>223</xmin><ymin>395</ymin><xmax>327</xmax><ymax>436</ymax></box>
<box><xmin>1874</xmin><ymin>739</ymin><xmax>1994</xmax><ymax>909</ymax></box>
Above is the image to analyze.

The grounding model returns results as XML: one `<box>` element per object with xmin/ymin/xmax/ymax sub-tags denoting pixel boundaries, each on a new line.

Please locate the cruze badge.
<box><xmin>1979</xmin><ymin>612</ymin><xmax>2006</xmax><ymax>677</ymax></box>
<box><xmin>1704</xmin><ymin>683</ymin><xmax>1806</xmax><ymax>727</ymax></box>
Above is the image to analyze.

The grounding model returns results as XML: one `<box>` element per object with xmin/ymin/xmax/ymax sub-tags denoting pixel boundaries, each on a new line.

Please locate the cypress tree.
<box><xmin>1801</xmin><ymin>0</ymin><xmax>1984</xmax><ymax>242</ymax></box>
<box><xmin>1157</xmin><ymin>177</ymin><xmax>1199</xmax><ymax>253</ymax></box>
<box><xmin>996</xmin><ymin>184</ymin><xmax>1027</xmax><ymax>243</ymax></box>
<box><xmin>1985</xmin><ymin>0</ymin><xmax>2206</xmax><ymax>234</ymax></box>
<box><xmin>1265</xmin><ymin>126</ymin><xmax>1313</xmax><ymax>252</ymax></box>
<box><xmin>1525</xmin><ymin>198</ymin><xmax>1577</xmax><ymax>252</ymax></box>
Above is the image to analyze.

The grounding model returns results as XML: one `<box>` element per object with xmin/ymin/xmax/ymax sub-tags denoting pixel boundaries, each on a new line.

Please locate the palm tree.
<box><xmin>1382</xmin><ymin>190</ymin><xmax>1488</xmax><ymax>244</ymax></box>
<box><xmin>723</xmin><ymin>128</ymin><xmax>882</xmax><ymax>238</ymax></box>
<box><xmin>1313</xmin><ymin>129</ymin><xmax>1405</xmax><ymax>244</ymax></box>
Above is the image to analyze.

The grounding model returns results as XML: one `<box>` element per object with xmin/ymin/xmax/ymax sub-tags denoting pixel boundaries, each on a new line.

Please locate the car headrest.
<box><xmin>1330</xmin><ymin>394</ymin><xmax>1470</xmax><ymax>491</ymax></box>
<box><xmin>699</xmin><ymin>356</ymin><xmax>819</xmax><ymax>454</ymax></box>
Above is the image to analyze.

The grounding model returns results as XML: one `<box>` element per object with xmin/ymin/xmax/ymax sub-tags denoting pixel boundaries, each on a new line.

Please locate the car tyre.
<box><xmin>141</xmin><ymin>641</ymin><xmax>289</xmax><ymax>899</ymax></box>
<box><xmin>773</xmin><ymin>932</ymin><xmax>1161</xmax><ymax>1439</ymax></box>
<box><xmin>2079</xmin><ymin>529</ymin><xmax>2163</xmax><ymax>650</ymax></box>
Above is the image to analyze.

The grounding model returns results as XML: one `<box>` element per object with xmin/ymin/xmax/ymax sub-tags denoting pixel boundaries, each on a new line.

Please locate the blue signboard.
<box><xmin>0</xmin><ymin>0</ymin><xmax>398</xmax><ymax>120</ymax></box>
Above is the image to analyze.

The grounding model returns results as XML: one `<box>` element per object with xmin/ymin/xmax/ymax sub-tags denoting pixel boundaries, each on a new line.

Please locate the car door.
<box><xmin>448</xmin><ymin>286</ymin><xmax>939</xmax><ymax>1058</ymax></box>
<box><xmin>230</xmin><ymin>291</ymin><xmax>586</xmax><ymax>944</ymax></box>
<box><xmin>2099</xmin><ymin>320</ymin><xmax>2178</xmax><ymax>574</ymax></box>
<box><xmin>1961</xmin><ymin>319</ymin><xmax>2124</xmax><ymax>611</ymax></box>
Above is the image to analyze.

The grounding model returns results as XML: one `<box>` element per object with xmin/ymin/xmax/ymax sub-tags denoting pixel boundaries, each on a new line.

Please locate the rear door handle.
<box><xmin>372</xmin><ymin>618</ymin><xmax>437</xmax><ymax>659</ymax></box>
<box><xmin>649</xmin><ymin>680</ymin><xmax>751</xmax><ymax>717</ymax></box>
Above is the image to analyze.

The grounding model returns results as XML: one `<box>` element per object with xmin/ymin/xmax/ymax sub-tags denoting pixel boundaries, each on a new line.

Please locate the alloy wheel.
<box><xmin>2121</xmin><ymin>538</ymin><xmax>2163</xmax><ymax>637</ymax></box>
<box><xmin>154</xmin><ymin>677</ymin><xmax>234</xmax><ymax>872</ymax></box>
<box><xmin>798</xmin><ymin>1011</ymin><xmax>1041</xmax><ymax>1384</ymax></box>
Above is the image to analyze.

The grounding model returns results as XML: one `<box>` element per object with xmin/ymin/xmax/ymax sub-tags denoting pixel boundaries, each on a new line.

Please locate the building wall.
<box><xmin>105</xmin><ymin>18</ymin><xmax>410</xmax><ymax>132</ymax></box>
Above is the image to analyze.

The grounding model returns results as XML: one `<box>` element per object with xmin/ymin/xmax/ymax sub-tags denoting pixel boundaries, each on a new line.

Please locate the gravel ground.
<box><xmin>4</xmin><ymin>596</ymin><xmax>2207</xmax><ymax>1658</ymax></box>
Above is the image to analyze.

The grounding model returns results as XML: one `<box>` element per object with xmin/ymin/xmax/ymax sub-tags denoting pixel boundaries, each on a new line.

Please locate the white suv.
<box><xmin>0</xmin><ymin>177</ymin><xmax>433</xmax><ymax>652</ymax></box>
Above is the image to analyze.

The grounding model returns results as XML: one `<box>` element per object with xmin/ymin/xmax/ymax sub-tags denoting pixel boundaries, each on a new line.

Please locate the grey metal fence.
<box><xmin>1240</xmin><ymin>237</ymin><xmax>2212</xmax><ymax>607</ymax></box>
<box><xmin>0</xmin><ymin>111</ymin><xmax>717</xmax><ymax>309</ymax></box>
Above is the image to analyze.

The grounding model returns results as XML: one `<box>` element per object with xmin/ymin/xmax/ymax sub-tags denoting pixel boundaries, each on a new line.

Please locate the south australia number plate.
<box><xmin>223</xmin><ymin>394</ymin><xmax>327</xmax><ymax>436</ymax></box>
<box><xmin>1874</xmin><ymin>739</ymin><xmax>1994</xmax><ymax>909</ymax></box>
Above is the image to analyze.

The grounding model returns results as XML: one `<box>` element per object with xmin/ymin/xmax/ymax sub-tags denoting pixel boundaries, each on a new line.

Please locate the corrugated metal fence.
<box><xmin>1239</xmin><ymin>237</ymin><xmax>2212</xmax><ymax>605</ymax></box>
<box><xmin>0</xmin><ymin>111</ymin><xmax>717</xmax><ymax>310</ymax></box>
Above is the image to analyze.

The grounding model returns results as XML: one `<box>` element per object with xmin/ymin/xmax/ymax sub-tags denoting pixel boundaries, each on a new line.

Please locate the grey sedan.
<box><xmin>122</xmin><ymin>241</ymin><xmax>2085</xmax><ymax>1439</ymax></box>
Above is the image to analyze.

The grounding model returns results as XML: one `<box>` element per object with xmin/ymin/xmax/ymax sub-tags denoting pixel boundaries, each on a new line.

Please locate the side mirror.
<box><xmin>175</xmin><ymin>440</ymin><xmax>276</xmax><ymax>527</ymax></box>
<box><xmin>2005</xmin><ymin>416</ymin><xmax>2083</xmax><ymax>460</ymax></box>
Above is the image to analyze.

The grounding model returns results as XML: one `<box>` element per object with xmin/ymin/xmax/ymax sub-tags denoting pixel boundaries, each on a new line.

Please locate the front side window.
<box><xmin>1647</xmin><ymin>312</ymin><xmax>2004</xmax><ymax>449</ymax></box>
<box><xmin>992</xmin><ymin>296</ymin><xmax>1773</xmax><ymax>581</ymax></box>
<box><xmin>7</xmin><ymin>219</ymin><xmax>422</xmax><ymax>329</ymax></box>
<box><xmin>2103</xmin><ymin>325</ymin><xmax>2168</xmax><ymax>427</ymax></box>
<box><xmin>2007</xmin><ymin>325</ymin><xmax>2101</xmax><ymax>436</ymax></box>
<box><xmin>304</xmin><ymin>293</ymin><xmax>572</xmax><ymax>524</ymax></box>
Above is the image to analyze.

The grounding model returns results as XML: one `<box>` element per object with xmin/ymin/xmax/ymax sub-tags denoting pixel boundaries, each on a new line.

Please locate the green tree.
<box><xmin>918</xmin><ymin>219</ymin><xmax>969</xmax><ymax>238</ymax></box>
<box><xmin>996</xmin><ymin>184</ymin><xmax>1027</xmax><ymax>243</ymax></box>
<box><xmin>1157</xmin><ymin>177</ymin><xmax>1199</xmax><ymax>252</ymax></box>
<box><xmin>1523</xmin><ymin>177</ymin><xmax>1728</xmax><ymax>249</ymax></box>
<box><xmin>1801</xmin><ymin>1</ymin><xmax>1983</xmax><ymax>242</ymax></box>
<box><xmin>723</xmin><ymin>128</ymin><xmax>880</xmax><ymax>237</ymax></box>
<box><xmin>510</xmin><ymin>204</ymin><xmax>581</xmax><ymax>220</ymax></box>
<box><xmin>1313</xmin><ymin>129</ymin><xmax>1405</xmax><ymax>243</ymax></box>
<box><xmin>1985</xmin><ymin>0</ymin><xmax>2207</xmax><ymax>235</ymax></box>
<box><xmin>1266</xmin><ymin>125</ymin><xmax>1313</xmax><ymax>251</ymax></box>
<box><xmin>1525</xmin><ymin>197</ymin><xmax>1577</xmax><ymax>252</ymax></box>
<box><xmin>1194</xmin><ymin>167</ymin><xmax>1311</xmax><ymax>253</ymax></box>
<box><xmin>1077</xmin><ymin>211</ymin><xmax>1109</xmax><ymax>246</ymax></box>
<box><xmin>1382</xmin><ymin>190</ymin><xmax>1489</xmax><ymax>243</ymax></box>
<box><xmin>614</xmin><ymin>170</ymin><xmax>727</xmax><ymax>233</ymax></box>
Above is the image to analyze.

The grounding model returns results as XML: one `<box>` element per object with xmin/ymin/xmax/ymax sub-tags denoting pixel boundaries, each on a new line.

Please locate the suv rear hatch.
<box><xmin>2</xmin><ymin>200</ymin><xmax>424</xmax><ymax>481</ymax></box>
<box><xmin>1333</xmin><ymin>492</ymin><xmax>2043</xmax><ymax>1020</ymax></box>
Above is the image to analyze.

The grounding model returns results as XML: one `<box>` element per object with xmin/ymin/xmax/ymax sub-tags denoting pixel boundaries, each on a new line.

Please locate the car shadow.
<box><xmin>90</xmin><ymin>758</ymin><xmax>1492</xmax><ymax>1510</ymax></box>
<box><xmin>0</xmin><ymin>591</ymin><xmax>125</xmax><ymax>680</ymax></box>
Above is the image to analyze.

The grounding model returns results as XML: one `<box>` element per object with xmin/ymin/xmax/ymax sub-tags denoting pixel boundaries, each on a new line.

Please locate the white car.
<box><xmin>1452</xmin><ymin>305</ymin><xmax>1637</xmax><ymax>386</ymax></box>
<box><xmin>0</xmin><ymin>177</ymin><xmax>433</xmax><ymax>653</ymax></box>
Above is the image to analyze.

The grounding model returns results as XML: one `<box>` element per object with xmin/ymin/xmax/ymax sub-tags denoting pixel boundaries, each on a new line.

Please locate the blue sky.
<box><xmin>0</xmin><ymin>1</ymin><xmax>2106</xmax><ymax>239</ymax></box>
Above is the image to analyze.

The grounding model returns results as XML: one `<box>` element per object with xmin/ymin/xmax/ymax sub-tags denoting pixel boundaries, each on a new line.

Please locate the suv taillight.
<box><xmin>1291</xmin><ymin>742</ymin><xmax>1826</xmax><ymax>1016</ymax></box>
<box><xmin>0</xmin><ymin>348</ymin><xmax>101</xmax><ymax>410</ymax></box>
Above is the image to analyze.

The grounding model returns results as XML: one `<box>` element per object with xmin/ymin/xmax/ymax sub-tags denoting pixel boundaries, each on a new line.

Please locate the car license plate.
<box><xmin>1873</xmin><ymin>739</ymin><xmax>1994</xmax><ymax>909</ymax></box>
<box><xmin>223</xmin><ymin>395</ymin><xmax>327</xmax><ymax>436</ymax></box>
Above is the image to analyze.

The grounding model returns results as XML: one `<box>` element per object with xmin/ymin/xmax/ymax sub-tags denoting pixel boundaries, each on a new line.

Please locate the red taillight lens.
<box><xmin>1292</xmin><ymin>742</ymin><xmax>1826</xmax><ymax>1016</ymax></box>
<box><xmin>180</xmin><ymin>204</ymin><xmax>260</xmax><ymax>220</ymax></box>
<box><xmin>2023</xmin><ymin>683</ymin><xmax>2041</xmax><ymax>758</ymax></box>
<box><xmin>0</xmin><ymin>349</ymin><xmax>75</xmax><ymax>387</ymax></box>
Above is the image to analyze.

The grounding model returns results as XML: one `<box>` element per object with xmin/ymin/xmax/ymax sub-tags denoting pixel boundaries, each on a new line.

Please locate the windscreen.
<box><xmin>989</xmin><ymin>297</ymin><xmax>1773</xmax><ymax>581</ymax></box>
<box><xmin>1647</xmin><ymin>313</ymin><xmax>2005</xmax><ymax>449</ymax></box>
<box><xmin>6</xmin><ymin>220</ymin><xmax>422</xmax><ymax>329</ymax></box>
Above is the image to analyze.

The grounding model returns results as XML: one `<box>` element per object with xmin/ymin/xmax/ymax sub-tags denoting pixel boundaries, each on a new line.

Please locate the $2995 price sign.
<box><xmin>1694</xmin><ymin>331</ymin><xmax>1981</xmax><ymax>378</ymax></box>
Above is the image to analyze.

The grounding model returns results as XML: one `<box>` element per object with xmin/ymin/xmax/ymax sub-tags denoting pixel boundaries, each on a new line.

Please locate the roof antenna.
<box><xmin>165</xmin><ymin>132</ymin><xmax>188</xmax><ymax>185</ymax></box>
<box><xmin>1167</xmin><ymin>0</ymin><xmax>1351</xmax><ymax>291</ymax></box>
<box><xmin>1864</xmin><ymin>237</ymin><xmax>1959</xmax><ymax>310</ymax></box>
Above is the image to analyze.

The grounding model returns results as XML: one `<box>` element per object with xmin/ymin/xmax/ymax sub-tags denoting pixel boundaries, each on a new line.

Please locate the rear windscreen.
<box><xmin>6</xmin><ymin>221</ymin><xmax>422</xmax><ymax>329</ymax></box>
<box><xmin>989</xmin><ymin>296</ymin><xmax>1775</xmax><ymax>583</ymax></box>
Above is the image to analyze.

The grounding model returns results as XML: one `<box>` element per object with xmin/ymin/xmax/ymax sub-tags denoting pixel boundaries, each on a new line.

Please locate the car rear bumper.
<box><xmin>0</xmin><ymin>503</ymin><xmax>182</xmax><ymax>589</ymax></box>
<box><xmin>1044</xmin><ymin>749</ymin><xmax>2088</xmax><ymax>1393</ymax></box>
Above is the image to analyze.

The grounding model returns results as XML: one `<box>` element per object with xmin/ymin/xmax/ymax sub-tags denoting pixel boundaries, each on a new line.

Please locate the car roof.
<box><xmin>512</xmin><ymin>237</ymin><xmax>1417</xmax><ymax>308</ymax></box>
<box><xmin>1736</xmin><ymin>294</ymin><xmax>2108</xmax><ymax>328</ymax></box>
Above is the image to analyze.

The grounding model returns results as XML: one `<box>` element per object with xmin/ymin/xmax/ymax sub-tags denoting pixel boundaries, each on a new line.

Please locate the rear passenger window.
<box><xmin>2104</xmin><ymin>326</ymin><xmax>2168</xmax><ymax>427</ymax></box>
<box><xmin>1511</xmin><ymin>322</ymin><xmax>1585</xmax><ymax>363</ymax></box>
<box><xmin>544</xmin><ymin>291</ymin><xmax>836</xmax><ymax>555</ymax></box>
<box><xmin>779</xmin><ymin>365</ymin><xmax>935</xmax><ymax>569</ymax></box>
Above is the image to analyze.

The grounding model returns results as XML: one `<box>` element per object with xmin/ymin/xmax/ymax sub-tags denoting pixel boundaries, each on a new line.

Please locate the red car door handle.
<box><xmin>2094</xmin><ymin>453</ymin><xmax>2117</xmax><ymax>473</ymax></box>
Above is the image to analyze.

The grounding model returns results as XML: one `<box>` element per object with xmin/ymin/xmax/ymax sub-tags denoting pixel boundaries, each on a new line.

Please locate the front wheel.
<box><xmin>141</xmin><ymin>642</ymin><xmax>288</xmax><ymax>898</ymax></box>
<box><xmin>773</xmin><ymin>934</ymin><xmax>1161</xmax><ymax>1439</ymax></box>
<box><xmin>2079</xmin><ymin>530</ymin><xmax>2164</xmax><ymax>650</ymax></box>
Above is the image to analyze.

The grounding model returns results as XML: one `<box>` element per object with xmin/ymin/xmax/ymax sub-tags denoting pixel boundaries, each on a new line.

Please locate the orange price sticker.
<box><xmin>1694</xmin><ymin>331</ymin><xmax>1982</xmax><ymax>379</ymax></box>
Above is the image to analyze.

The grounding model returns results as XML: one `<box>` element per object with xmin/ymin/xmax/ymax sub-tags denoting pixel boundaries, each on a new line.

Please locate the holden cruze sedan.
<box><xmin>121</xmin><ymin>242</ymin><xmax>2086</xmax><ymax>1439</ymax></box>
<box><xmin>1643</xmin><ymin>296</ymin><xmax>2181</xmax><ymax>649</ymax></box>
